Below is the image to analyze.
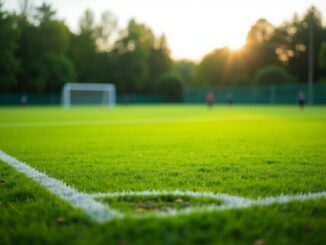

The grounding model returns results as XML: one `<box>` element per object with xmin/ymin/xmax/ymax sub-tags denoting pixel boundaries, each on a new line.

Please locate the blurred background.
<box><xmin>0</xmin><ymin>0</ymin><xmax>326</xmax><ymax>105</ymax></box>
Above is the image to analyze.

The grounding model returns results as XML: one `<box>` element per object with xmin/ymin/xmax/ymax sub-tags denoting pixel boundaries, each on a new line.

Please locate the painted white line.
<box><xmin>0</xmin><ymin>150</ymin><xmax>123</xmax><ymax>223</ymax></box>
<box><xmin>252</xmin><ymin>191</ymin><xmax>326</xmax><ymax>206</ymax></box>
<box><xmin>93</xmin><ymin>190</ymin><xmax>326</xmax><ymax>219</ymax></box>
<box><xmin>0</xmin><ymin>150</ymin><xmax>325</xmax><ymax>223</ymax></box>
<box><xmin>91</xmin><ymin>190</ymin><xmax>252</xmax><ymax>205</ymax></box>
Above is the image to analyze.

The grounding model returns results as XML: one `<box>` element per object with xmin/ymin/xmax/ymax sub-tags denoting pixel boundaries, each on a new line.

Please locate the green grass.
<box><xmin>0</xmin><ymin>105</ymin><xmax>326</xmax><ymax>244</ymax></box>
<box><xmin>99</xmin><ymin>195</ymin><xmax>224</xmax><ymax>214</ymax></box>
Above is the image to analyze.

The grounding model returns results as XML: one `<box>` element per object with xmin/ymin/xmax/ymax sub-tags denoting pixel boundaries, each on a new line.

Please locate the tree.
<box><xmin>0</xmin><ymin>2</ymin><xmax>20</xmax><ymax>91</ymax></box>
<box><xmin>96</xmin><ymin>11</ymin><xmax>118</xmax><ymax>52</ymax></box>
<box><xmin>246</xmin><ymin>18</ymin><xmax>274</xmax><ymax>44</ymax></box>
<box><xmin>194</xmin><ymin>48</ymin><xmax>229</xmax><ymax>86</ymax></box>
<box><xmin>149</xmin><ymin>34</ymin><xmax>173</xmax><ymax>85</ymax></box>
<box><xmin>32</xmin><ymin>53</ymin><xmax>76</xmax><ymax>92</ymax></box>
<box><xmin>320</xmin><ymin>42</ymin><xmax>326</xmax><ymax>69</ymax></box>
<box><xmin>37</xmin><ymin>20</ymin><xmax>71</xmax><ymax>55</ymax></box>
<box><xmin>69</xmin><ymin>31</ymin><xmax>98</xmax><ymax>82</ymax></box>
<box><xmin>254</xmin><ymin>65</ymin><xmax>296</xmax><ymax>85</ymax></box>
<box><xmin>233</xmin><ymin>74</ymin><xmax>251</xmax><ymax>85</ymax></box>
<box><xmin>18</xmin><ymin>0</ymin><xmax>33</xmax><ymax>21</ymax></box>
<box><xmin>14</xmin><ymin>2</ymin><xmax>71</xmax><ymax>92</ymax></box>
<box><xmin>112</xmin><ymin>19</ymin><xmax>155</xmax><ymax>92</ymax></box>
<box><xmin>270</xmin><ymin>14</ymin><xmax>301</xmax><ymax>64</ymax></box>
<box><xmin>155</xmin><ymin>74</ymin><xmax>183</xmax><ymax>101</ymax></box>
<box><xmin>273</xmin><ymin>6</ymin><xmax>326</xmax><ymax>82</ymax></box>
<box><xmin>34</xmin><ymin>2</ymin><xmax>56</xmax><ymax>24</ymax></box>
<box><xmin>79</xmin><ymin>9</ymin><xmax>95</xmax><ymax>35</ymax></box>
<box><xmin>243</xmin><ymin>19</ymin><xmax>279</xmax><ymax>77</ymax></box>
<box><xmin>320</xmin><ymin>42</ymin><xmax>326</xmax><ymax>81</ymax></box>
<box><xmin>14</xmin><ymin>14</ymin><xmax>38</xmax><ymax>92</ymax></box>
<box><xmin>69</xmin><ymin>9</ymin><xmax>98</xmax><ymax>82</ymax></box>
<box><xmin>174</xmin><ymin>60</ymin><xmax>196</xmax><ymax>88</ymax></box>
<box><xmin>194</xmin><ymin>47</ymin><xmax>248</xmax><ymax>87</ymax></box>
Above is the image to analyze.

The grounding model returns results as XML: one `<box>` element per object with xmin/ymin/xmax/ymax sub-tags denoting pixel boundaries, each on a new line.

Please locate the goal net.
<box><xmin>62</xmin><ymin>83</ymin><xmax>116</xmax><ymax>108</ymax></box>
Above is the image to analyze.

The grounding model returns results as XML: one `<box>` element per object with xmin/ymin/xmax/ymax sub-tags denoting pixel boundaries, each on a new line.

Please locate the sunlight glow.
<box><xmin>226</xmin><ymin>40</ymin><xmax>246</xmax><ymax>51</ymax></box>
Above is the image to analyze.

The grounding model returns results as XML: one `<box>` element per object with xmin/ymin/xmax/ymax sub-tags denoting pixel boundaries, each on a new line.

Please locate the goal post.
<box><xmin>62</xmin><ymin>83</ymin><xmax>116</xmax><ymax>108</ymax></box>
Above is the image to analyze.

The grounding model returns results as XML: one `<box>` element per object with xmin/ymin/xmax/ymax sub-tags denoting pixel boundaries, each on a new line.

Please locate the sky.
<box><xmin>3</xmin><ymin>0</ymin><xmax>326</xmax><ymax>61</ymax></box>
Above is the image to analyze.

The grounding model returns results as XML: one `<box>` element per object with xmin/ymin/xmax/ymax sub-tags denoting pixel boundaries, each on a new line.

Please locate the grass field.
<box><xmin>0</xmin><ymin>105</ymin><xmax>326</xmax><ymax>244</ymax></box>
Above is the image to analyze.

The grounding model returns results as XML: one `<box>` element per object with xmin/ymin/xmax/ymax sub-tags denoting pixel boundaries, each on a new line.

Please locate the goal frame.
<box><xmin>62</xmin><ymin>83</ymin><xmax>116</xmax><ymax>108</ymax></box>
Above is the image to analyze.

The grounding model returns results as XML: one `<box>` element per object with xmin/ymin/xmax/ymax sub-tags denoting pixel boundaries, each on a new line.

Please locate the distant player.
<box><xmin>227</xmin><ymin>93</ymin><xmax>234</xmax><ymax>105</ymax></box>
<box><xmin>298</xmin><ymin>90</ymin><xmax>305</xmax><ymax>109</ymax></box>
<box><xmin>207</xmin><ymin>92</ymin><xmax>214</xmax><ymax>108</ymax></box>
<box><xmin>21</xmin><ymin>94</ymin><xmax>27</xmax><ymax>106</ymax></box>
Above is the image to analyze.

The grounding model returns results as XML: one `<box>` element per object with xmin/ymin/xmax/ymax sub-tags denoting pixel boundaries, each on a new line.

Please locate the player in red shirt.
<box><xmin>207</xmin><ymin>92</ymin><xmax>214</xmax><ymax>108</ymax></box>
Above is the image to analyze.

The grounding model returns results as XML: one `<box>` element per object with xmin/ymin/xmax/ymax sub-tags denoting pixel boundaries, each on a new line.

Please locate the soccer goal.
<box><xmin>62</xmin><ymin>83</ymin><xmax>116</xmax><ymax>108</ymax></box>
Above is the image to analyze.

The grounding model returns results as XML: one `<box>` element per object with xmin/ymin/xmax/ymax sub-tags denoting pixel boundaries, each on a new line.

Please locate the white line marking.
<box><xmin>91</xmin><ymin>190</ymin><xmax>252</xmax><ymax>205</ymax></box>
<box><xmin>252</xmin><ymin>191</ymin><xmax>326</xmax><ymax>206</ymax></box>
<box><xmin>0</xmin><ymin>150</ymin><xmax>123</xmax><ymax>223</ymax></box>
<box><xmin>92</xmin><ymin>190</ymin><xmax>326</xmax><ymax>219</ymax></box>
<box><xmin>0</xmin><ymin>150</ymin><xmax>325</xmax><ymax>223</ymax></box>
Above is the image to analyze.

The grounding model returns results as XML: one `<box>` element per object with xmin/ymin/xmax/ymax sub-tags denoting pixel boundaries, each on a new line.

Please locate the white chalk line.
<box><xmin>0</xmin><ymin>150</ymin><xmax>123</xmax><ymax>223</ymax></box>
<box><xmin>0</xmin><ymin>150</ymin><xmax>325</xmax><ymax>223</ymax></box>
<box><xmin>91</xmin><ymin>190</ymin><xmax>326</xmax><ymax>219</ymax></box>
<box><xmin>91</xmin><ymin>190</ymin><xmax>252</xmax><ymax>205</ymax></box>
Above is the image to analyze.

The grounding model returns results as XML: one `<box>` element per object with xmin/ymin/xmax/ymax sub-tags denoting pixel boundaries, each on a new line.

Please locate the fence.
<box><xmin>0</xmin><ymin>93</ymin><xmax>164</xmax><ymax>105</ymax></box>
<box><xmin>184</xmin><ymin>83</ymin><xmax>326</xmax><ymax>105</ymax></box>
<box><xmin>0</xmin><ymin>83</ymin><xmax>325</xmax><ymax>105</ymax></box>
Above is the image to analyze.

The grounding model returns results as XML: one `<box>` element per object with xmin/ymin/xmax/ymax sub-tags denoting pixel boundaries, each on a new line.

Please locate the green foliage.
<box><xmin>246</xmin><ymin>18</ymin><xmax>275</xmax><ymax>44</ymax></box>
<box><xmin>155</xmin><ymin>74</ymin><xmax>183</xmax><ymax>101</ymax></box>
<box><xmin>79</xmin><ymin>9</ymin><xmax>96</xmax><ymax>35</ymax></box>
<box><xmin>273</xmin><ymin>7</ymin><xmax>326</xmax><ymax>82</ymax></box>
<box><xmin>320</xmin><ymin>42</ymin><xmax>326</xmax><ymax>69</ymax></box>
<box><xmin>2</xmin><ymin>4</ymin><xmax>173</xmax><ymax>94</ymax></box>
<box><xmin>193</xmin><ymin>8</ymin><xmax>326</xmax><ymax>86</ymax></box>
<box><xmin>194</xmin><ymin>48</ymin><xmax>228</xmax><ymax>86</ymax></box>
<box><xmin>112</xmin><ymin>19</ymin><xmax>154</xmax><ymax>92</ymax></box>
<box><xmin>32</xmin><ymin>53</ymin><xmax>76</xmax><ymax>92</ymax></box>
<box><xmin>34</xmin><ymin>2</ymin><xmax>56</xmax><ymax>24</ymax></box>
<box><xmin>14</xmin><ymin>19</ymin><xmax>39</xmax><ymax>91</ymax></box>
<box><xmin>95</xmin><ymin>11</ymin><xmax>118</xmax><ymax>52</ymax></box>
<box><xmin>254</xmin><ymin>65</ymin><xmax>296</xmax><ymax>85</ymax></box>
<box><xmin>112</xmin><ymin>20</ymin><xmax>172</xmax><ymax>92</ymax></box>
<box><xmin>69</xmin><ymin>31</ymin><xmax>97</xmax><ymax>82</ymax></box>
<box><xmin>13</xmin><ymin>3</ymin><xmax>71</xmax><ymax>92</ymax></box>
<box><xmin>243</xmin><ymin>19</ymin><xmax>279</xmax><ymax>77</ymax></box>
<box><xmin>233</xmin><ymin>74</ymin><xmax>251</xmax><ymax>85</ymax></box>
<box><xmin>174</xmin><ymin>60</ymin><xmax>196</xmax><ymax>87</ymax></box>
<box><xmin>37</xmin><ymin>21</ymin><xmax>71</xmax><ymax>55</ymax></box>
<box><xmin>1</xmin><ymin>3</ymin><xmax>326</xmax><ymax>93</ymax></box>
<box><xmin>149</xmin><ymin>35</ymin><xmax>173</xmax><ymax>83</ymax></box>
<box><xmin>194</xmin><ymin>48</ymin><xmax>247</xmax><ymax>86</ymax></box>
<box><xmin>0</xmin><ymin>3</ymin><xmax>20</xmax><ymax>91</ymax></box>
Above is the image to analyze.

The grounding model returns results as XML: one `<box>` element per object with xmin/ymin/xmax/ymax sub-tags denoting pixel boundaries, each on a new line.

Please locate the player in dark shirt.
<box><xmin>298</xmin><ymin>90</ymin><xmax>305</xmax><ymax>110</ymax></box>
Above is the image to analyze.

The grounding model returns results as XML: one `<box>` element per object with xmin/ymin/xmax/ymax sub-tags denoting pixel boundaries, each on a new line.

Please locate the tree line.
<box><xmin>0</xmin><ymin>1</ymin><xmax>326</xmax><ymax>99</ymax></box>
<box><xmin>0</xmin><ymin>1</ymin><xmax>172</xmax><ymax>95</ymax></box>
<box><xmin>191</xmin><ymin>6</ymin><xmax>326</xmax><ymax>88</ymax></box>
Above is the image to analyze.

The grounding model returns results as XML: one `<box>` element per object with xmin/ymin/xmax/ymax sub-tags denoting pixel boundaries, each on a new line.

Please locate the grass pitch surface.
<box><xmin>0</xmin><ymin>105</ymin><xmax>325</xmax><ymax>244</ymax></box>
